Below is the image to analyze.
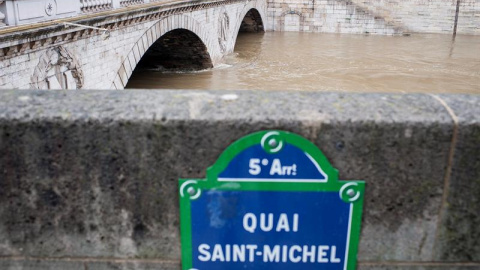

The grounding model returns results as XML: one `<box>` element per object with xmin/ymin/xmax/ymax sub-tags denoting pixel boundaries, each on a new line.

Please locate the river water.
<box><xmin>126</xmin><ymin>32</ymin><xmax>480</xmax><ymax>93</ymax></box>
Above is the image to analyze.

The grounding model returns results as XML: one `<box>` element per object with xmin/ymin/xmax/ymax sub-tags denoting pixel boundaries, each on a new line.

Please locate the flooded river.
<box><xmin>126</xmin><ymin>32</ymin><xmax>480</xmax><ymax>93</ymax></box>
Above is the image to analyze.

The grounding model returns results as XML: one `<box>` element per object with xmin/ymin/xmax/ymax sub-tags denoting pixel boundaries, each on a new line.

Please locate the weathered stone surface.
<box><xmin>357</xmin><ymin>263</ymin><xmax>480</xmax><ymax>270</ymax></box>
<box><xmin>0</xmin><ymin>90</ymin><xmax>476</xmax><ymax>265</ymax></box>
<box><xmin>267</xmin><ymin>0</ymin><xmax>480</xmax><ymax>35</ymax></box>
<box><xmin>2</xmin><ymin>259</ymin><xmax>480</xmax><ymax>270</ymax></box>
<box><xmin>0</xmin><ymin>258</ymin><xmax>179</xmax><ymax>270</ymax></box>
<box><xmin>0</xmin><ymin>259</ymin><xmax>84</xmax><ymax>270</ymax></box>
<box><xmin>434</xmin><ymin>94</ymin><xmax>480</xmax><ymax>261</ymax></box>
<box><xmin>87</xmin><ymin>261</ymin><xmax>180</xmax><ymax>270</ymax></box>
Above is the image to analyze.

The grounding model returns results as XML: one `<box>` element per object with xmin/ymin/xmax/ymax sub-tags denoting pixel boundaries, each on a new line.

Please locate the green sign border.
<box><xmin>179</xmin><ymin>130</ymin><xmax>365</xmax><ymax>270</ymax></box>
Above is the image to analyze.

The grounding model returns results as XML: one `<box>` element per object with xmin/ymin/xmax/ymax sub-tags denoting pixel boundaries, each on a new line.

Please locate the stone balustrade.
<box><xmin>80</xmin><ymin>0</ymin><xmax>113</xmax><ymax>13</ymax></box>
<box><xmin>120</xmin><ymin>0</ymin><xmax>145</xmax><ymax>8</ymax></box>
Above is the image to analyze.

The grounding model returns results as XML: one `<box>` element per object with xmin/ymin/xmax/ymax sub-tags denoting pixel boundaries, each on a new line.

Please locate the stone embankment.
<box><xmin>0</xmin><ymin>90</ymin><xmax>478</xmax><ymax>269</ymax></box>
<box><xmin>267</xmin><ymin>0</ymin><xmax>480</xmax><ymax>34</ymax></box>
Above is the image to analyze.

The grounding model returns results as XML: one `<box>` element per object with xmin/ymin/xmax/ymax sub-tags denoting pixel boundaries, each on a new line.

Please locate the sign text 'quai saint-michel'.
<box><xmin>179</xmin><ymin>130</ymin><xmax>365</xmax><ymax>270</ymax></box>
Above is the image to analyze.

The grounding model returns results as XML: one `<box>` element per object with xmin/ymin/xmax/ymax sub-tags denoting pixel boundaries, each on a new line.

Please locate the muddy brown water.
<box><xmin>126</xmin><ymin>32</ymin><xmax>480</xmax><ymax>93</ymax></box>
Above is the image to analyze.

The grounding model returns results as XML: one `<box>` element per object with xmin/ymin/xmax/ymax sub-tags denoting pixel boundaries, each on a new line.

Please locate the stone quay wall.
<box><xmin>266</xmin><ymin>0</ymin><xmax>480</xmax><ymax>35</ymax></box>
<box><xmin>0</xmin><ymin>90</ymin><xmax>479</xmax><ymax>270</ymax></box>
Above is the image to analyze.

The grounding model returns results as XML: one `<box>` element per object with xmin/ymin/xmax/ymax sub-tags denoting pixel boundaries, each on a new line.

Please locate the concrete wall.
<box><xmin>267</xmin><ymin>0</ymin><xmax>480</xmax><ymax>35</ymax></box>
<box><xmin>0</xmin><ymin>90</ymin><xmax>479</xmax><ymax>269</ymax></box>
<box><xmin>0</xmin><ymin>0</ymin><xmax>267</xmax><ymax>90</ymax></box>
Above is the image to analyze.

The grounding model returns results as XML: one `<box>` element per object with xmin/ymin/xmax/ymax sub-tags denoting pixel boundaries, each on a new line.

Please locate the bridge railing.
<box><xmin>80</xmin><ymin>0</ymin><xmax>113</xmax><ymax>13</ymax></box>
<box><xmin>0</xmin><ymin>0</ymin><xmax>159</xmax><ymax>28</ymax></box>
<box><xmin>119</xmin><ymin>0</ymin><xmax>145</xmax><ymax>8</ymax></box>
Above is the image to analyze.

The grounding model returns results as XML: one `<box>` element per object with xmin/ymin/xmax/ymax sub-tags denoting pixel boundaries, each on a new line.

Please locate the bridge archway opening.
<box><xmin>134</xmin><ymin>29</ymin><xmax>213</xmax><ymax>72</ymax></box>
<box><xmin>234</xmin><ymin>8</ymin><xmax>265</xmax><ymax>54</ymax></box>
<box><xmin>239</xmin><ymin>9</ymin><xmax>264</xmax><ymax>32</ymax></box>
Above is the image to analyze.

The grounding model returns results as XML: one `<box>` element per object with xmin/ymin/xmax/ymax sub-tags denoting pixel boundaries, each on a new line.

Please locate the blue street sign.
<box><xmin>179</xmin><ymin>131</ymin><xmax>365</xmax><ymax>270</ymax></box>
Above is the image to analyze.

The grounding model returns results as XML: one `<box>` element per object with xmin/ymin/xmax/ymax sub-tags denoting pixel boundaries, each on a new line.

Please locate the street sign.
<box><xmin>179</xmin><ymin>130</ymin><xmax>365</xmax><ymax>270</ymax></box>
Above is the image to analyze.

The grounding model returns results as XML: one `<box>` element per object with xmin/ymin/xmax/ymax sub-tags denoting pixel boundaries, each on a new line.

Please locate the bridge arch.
<box><xmin>112</xmin><ymin>14</ymin><xmax>220</xmax><ymax>89</ymax></box>
<box><xmin>231</xmin><ymin>3</ymin><xmax>267</xmax><ymax>51</ymax></box>
<box><xmin>135</xmin><ymin>29</ymin><xmax>213</xmax><ymax>71</ymax></box>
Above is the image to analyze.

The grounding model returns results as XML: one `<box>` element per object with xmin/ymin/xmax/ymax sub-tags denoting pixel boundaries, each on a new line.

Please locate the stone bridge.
<box><xmin>0</xmin><ymin>0</ymin><xmax>479</xmax><ymax>90</ymax></box>
<box><xmin>0</xmin><ymin>0</ymin><xmax>267</xmax><ymax>89</ymax></box>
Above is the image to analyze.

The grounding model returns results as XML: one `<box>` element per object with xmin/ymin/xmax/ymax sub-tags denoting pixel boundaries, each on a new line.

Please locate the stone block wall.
<box><xmin>267</xmin><ymin>0</ymin><xmax>480</xmax><ymax>34</ymax></box>
<box><xmin>0</xmin><ymin>90</ymin><xmax>479</xmax><ymax>269</ymax></box>
<box><xmin>457</xmin><ymin>0</ymin><xmax>480</xmax><ymax>34</ymax></box>
<box><xmin>266</xmin><ymin>0</ymin><xmax>401</xmax><ymax>34</ymax></box>
<box><xmin>351</xmin><ymin>0</ymin><xmax>480</xmax><ymax>35</ymax></box>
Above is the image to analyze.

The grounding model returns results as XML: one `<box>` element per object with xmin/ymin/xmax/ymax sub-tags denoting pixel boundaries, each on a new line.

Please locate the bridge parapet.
<box><xmin>0</xmin><ymin>0</ymin><xmax>164</xmax><ymax>27</ymax></box>
<box><xmin>0</xmin><ymin>90</ymin><xmax>478</xmax><ymax>269</ymax></box>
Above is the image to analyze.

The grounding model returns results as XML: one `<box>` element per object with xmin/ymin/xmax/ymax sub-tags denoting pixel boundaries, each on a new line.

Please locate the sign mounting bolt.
<box><xmin>268</xmin><ymin>139</ymin><xmax>278</xmax><ymax>147</ymax></box>
<box><xmin>187</xmin><ymin>187</ymin><xmax>196</xmax><ymax>196</ymax></box>
<box><xmin>346</xmin><ymin>189</ymin><xmax>355</xmax><ymax>197</ymax></box>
